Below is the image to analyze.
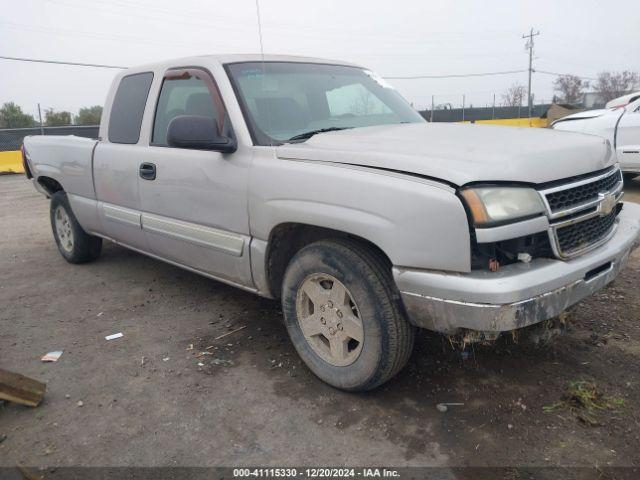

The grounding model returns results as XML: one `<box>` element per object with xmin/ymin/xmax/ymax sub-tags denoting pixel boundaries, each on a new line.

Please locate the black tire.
<box><xmin>281</xmin><ymin>238</ymin><xmax>415</xmax><ymax>391</ymax></box>
<box><xmin>623</xmin><ymin>173</ymin><xmax>638</xmax><ymax>182</ymax></box>
<box><xmin>50</xmin><ymin>191</ymin><xmax>102</xmax><ymax>264</ymax></box>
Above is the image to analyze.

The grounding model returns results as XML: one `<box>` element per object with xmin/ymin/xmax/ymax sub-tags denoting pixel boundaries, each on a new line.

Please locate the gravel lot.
<box><xmin>1</xmin><ymin>174</ymin><xmax>640</xmax><ymax>472</ymax></box>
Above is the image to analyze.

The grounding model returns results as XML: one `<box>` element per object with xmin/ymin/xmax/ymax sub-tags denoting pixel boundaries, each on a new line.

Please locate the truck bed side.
<box><xmin>23</xmin><ymin>135</ymin><xmax>101</xmax><ymax>234</ymax></box>
<box><xmin>23</xmin><ymin>135</ymin><xmax>98</xmax><ymax>199</ymax></box>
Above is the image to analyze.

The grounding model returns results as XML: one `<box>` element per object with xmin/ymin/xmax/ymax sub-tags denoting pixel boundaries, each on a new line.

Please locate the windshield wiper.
<box><xmin>287</xmin><ymin>127</ymin><xmax>351</xmax><ymax>142</ymax></box>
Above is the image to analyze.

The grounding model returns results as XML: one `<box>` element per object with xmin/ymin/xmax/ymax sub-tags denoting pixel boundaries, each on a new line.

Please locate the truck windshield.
<box><xmin>226</xmin><ymin>62</ymin><xmax>424</xmax><ymax>145</ymax></box>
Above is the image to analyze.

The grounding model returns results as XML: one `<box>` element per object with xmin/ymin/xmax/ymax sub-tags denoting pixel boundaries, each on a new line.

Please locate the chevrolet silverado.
<box><xmin>22</xmin><ymin>55</ymin><xmax>640</xmax><ymax>391</ymax></box>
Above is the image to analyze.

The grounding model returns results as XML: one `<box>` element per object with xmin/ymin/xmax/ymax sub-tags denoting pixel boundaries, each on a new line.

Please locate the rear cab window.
<box><xmin>108</xmin><ymin>72</ymin><xmax>154</xmax><ymax>144</ymax></box>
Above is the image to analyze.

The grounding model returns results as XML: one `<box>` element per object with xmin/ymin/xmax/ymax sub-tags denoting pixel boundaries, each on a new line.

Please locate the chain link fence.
<box><xmin>419</xmin><ymin>104</ymin><xmax>552</xmax><ymax>123</ymax></box>
<box><xmin>0</xmin><ymin>125</ymin><xmax>99</xmax><ymax>152</ymax></box>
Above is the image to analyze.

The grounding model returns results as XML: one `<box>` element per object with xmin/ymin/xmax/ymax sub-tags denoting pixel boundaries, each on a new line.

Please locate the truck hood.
<box><xmin>276</xmin><ymin>123</ymin><xmax>614</xmax><ymax>186</ymax></box>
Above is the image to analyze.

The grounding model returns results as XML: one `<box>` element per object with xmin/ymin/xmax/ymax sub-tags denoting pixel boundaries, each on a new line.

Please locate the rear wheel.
<box><xmin>50</xmin><ymin>191</ymin><xmax>102</xmax><ymax>263</ymax></box>
<box><xmin>281</xmin><ymin>239</ymin><xmax>415</xmax><ymax>391</ymax></box>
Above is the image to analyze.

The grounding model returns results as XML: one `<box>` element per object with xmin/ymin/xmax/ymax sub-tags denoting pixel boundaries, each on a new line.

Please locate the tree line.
<box><xmin>3</xmin><ymin>70</ymin><xmax>638</xmax><ymax>126</ymax></box>
<box><xmin>0</xmin><ymin>103</ymin><xmax>103</xmax><ymax>129</ymax></box>
<box><xmin>500</xmin><ymin>70</ymin><xmax>638</xmax><ymax>107</ymax></box>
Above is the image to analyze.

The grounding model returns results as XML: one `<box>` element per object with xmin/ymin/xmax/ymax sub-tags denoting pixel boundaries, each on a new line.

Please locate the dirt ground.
<box><xmin>1</xmin><ymin>174</ymin><xmax>640</xmax><ymax>472</ymax></box>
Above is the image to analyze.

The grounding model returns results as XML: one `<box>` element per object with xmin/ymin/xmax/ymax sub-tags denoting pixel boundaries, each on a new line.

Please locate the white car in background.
<box><xmin>551</xmin><ymin>98</ymin><xmax>640</xmax><ymax>180</ymax></box>
<box><xmin>606</xmin><ymin>91</ymin><xmax>640</xmax><ymax>109</ymax></box>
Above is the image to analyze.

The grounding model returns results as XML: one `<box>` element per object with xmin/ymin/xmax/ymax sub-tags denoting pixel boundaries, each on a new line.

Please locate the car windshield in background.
<box><xmin>226</xmin><ymin>62</ymin><xmax>424</xmax><ymax>145</ymax></box>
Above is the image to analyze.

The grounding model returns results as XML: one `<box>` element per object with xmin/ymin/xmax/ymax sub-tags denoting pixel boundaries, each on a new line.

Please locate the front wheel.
<box><xmin>281</xmin><ymin>239</ymin><xmax>415</xmax><ymax>391</ymax></box>
<box><xmin>50</xmin><ymin>191</ymin><xmax>102</xmax><ymax>264</ymax></box>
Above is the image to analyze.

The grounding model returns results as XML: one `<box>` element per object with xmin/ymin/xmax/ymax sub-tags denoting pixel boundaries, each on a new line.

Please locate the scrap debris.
<box><xmin>189</xmin><ymin>325</ymin><xmax>246</xmax><ymax>369</ymax></box>
<box><xmin>436</xmin><ymin>402</ymin><xmax>464</xmax><ymax>413</ymax></box>
<box><xmin>41</xmin><ymin>351</ymin><xmax>63</xmax><ymax>363</ymax></box>
<box><xmin>0</xmin><ymin>368</ymin><xmax>46</xmax><ymax>407</ymax></box>
<box><xmin>543</xmin><ymin>380</ymin><xmax>624</xmax><ymax>426</ymax></box>
<box><xmin>211</xmin><ymin>358</ymin><xmax>234</xmax><ymax>366</ymax></box>
<box><xmin>105</xmin><ymin>332</ymin><xmax>123</xmax><ymax>341</ymax></box>
<box><xmin>16</xmin><ymin>464</ymin><xmax>43</xmax><ymax>480</ymax></box>
<box><xmin>214</xmin><ymin>325</ymin><xmax>246</xmax><ymax>341</ymax></box>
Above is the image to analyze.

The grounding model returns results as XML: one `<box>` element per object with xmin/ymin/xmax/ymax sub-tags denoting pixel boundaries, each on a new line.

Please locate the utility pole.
<box><xmin>462</xmin><ymin>94</ymin><xmax>465</xmax><ymax>122</ymax></box>
<box><xmin>522</xmin><ymin>28</ymin><xmax>540</xmax><ymax>120</ymax></box>
<box><xmin>492</xmin><ymin>93</ymin><xmax>496</xmax><ymax>119</ymax></box>
<box><xmin>430</xmin><ymin>95</ymin><xmax>434</xmax><ymax>122</ymax></box>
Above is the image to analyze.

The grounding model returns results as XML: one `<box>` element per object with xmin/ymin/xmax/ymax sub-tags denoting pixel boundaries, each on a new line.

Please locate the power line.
<box><xmin>0</xmin><ymin>55</ymin><xmax>126</xmax><ymax>69</ymax></box>
<box><xmin>536</xmin><ymin>69</ymin><xmax>597</xmax><ymax>81</ymax></box>
<box><xmin>0</xmin><ymin>21</ymin><xmax>231</xmax><ymax>51</ymax></box>
<box><xmin>0</xmin><ymin>54</ymin><xmax>531</xmax><ymax>80</ymax></box>
<box><xmin>0</xmin><ymin>54</ymin><xmax>600</xmax><ymax>85</ymax></box>
<box><xmin>383</xmin><ymin>69</ymin><xmax>527</xmax><ymax>80</ymax></box>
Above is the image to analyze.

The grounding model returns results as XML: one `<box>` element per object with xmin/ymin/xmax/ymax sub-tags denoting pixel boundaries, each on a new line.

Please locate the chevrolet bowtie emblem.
<box><xmin>598</xmin><ymin>192</ymin><xmax>616</xmax><ymax>216</ymax></box>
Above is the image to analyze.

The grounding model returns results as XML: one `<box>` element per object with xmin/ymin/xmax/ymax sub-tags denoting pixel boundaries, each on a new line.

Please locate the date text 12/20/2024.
<box><xmin>233</xmin><ymin>468</ymin><xmax>401</xmax><ymax>478</ymax></box>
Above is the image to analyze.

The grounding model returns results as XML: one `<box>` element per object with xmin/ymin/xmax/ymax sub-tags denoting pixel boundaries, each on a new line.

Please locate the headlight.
<box><xmin>460</xmin><ymin>187</ymin><xmax>545</xmax><ymax>227</ymax></box>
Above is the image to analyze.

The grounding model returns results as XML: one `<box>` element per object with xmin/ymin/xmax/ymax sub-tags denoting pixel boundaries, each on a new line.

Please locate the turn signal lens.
<box><xmin>460</xmin><ymin>189</ymin><xmax>489</xmax><ymax>225</ymax></box>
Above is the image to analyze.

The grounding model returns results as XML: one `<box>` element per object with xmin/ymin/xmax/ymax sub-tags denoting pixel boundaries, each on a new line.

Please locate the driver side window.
<box><xmin>152</xmin><ymin>75</ymin><xmax>219</xmax><ymax>146</ymax></box>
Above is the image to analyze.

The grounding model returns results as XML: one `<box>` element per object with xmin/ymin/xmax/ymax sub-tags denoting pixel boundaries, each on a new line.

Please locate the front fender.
<box><xmin>249</xmin><ymin>153</ymin><xmax>471</xmax><ymax>273</ymax></box>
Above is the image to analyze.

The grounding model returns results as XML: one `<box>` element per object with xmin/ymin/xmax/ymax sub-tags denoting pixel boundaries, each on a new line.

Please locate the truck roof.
<box><xmin>123</xmin><ymin>54</ymin><xmax>361</xmax><ymax>75</ymax></box>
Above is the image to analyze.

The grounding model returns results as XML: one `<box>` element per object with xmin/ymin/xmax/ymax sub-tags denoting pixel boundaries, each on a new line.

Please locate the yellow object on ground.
<box><xmin>461</xmin><ymin>117</ymin><xmax>549</xmax><ymax>128</ymax></box>
<box><xmin>0</xmin><ymin>151</ymin><xmax>24</xmax><ymax>174</ymax></box>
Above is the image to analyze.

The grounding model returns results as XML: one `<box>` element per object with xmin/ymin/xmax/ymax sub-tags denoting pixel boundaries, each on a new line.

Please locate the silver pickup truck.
<box><xmin>22</xmin><ymin>55</ymin><xmax>640</xmax><ymax>391</ymax></box>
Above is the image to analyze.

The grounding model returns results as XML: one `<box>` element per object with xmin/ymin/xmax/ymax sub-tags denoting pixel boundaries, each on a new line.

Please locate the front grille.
<box><xmin>555</xmin><ymin>209</ymin><xmax>618</xmax><ymax>256</ymax></box>
<box><xmin>541</xmin><ymin>168</ymin><xmax>623</xmax><ymax>259</ymax></box>
<box><xmin>545</xmin><ymin>170</ymin><xmax>621</xmax><ymax>213</ymax></box>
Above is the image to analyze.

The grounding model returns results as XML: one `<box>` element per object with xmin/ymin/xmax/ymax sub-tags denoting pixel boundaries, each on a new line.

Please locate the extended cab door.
<box><xmin>93</xmin><ymin>71</ymin><xmax>154</xmax><ymax>250</ymax></box>
<box><xmin>136</xmin><ymin>67</ymin><xmax>253</xmax><ymax>288</ymax></box>
<box><xmin>617</xmin><ymin>101</ymin><xmax>640</xmax><ymax>173</ymax></box>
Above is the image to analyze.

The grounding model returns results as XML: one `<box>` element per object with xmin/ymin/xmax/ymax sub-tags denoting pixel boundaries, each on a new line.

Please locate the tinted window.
<box><xmin>152</xmin><ymin>76</ymin><xmax>219</xmax><ymax>146</ymax></box>
<box><xmin>226</xmin><ymin>62</ymin><xmax>423</xmax><ymax>145</ymax></box>
<box><xmin>108</xmin><ymin>72</ymin><xmax>153</xmax><ymax>144</ymax></box>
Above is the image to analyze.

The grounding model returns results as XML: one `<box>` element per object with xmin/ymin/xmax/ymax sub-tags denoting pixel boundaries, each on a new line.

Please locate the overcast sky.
<box><xmin>2</xmin><ymin>0</ymin><xmax>639</xmax><ymax>118</ymax></box>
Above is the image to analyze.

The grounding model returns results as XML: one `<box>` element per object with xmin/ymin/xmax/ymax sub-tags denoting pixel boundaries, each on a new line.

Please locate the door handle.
<box><xmin>139</xmin><ymin>162</ymin><xmax>156</xmax><ymax>180</ymax></box>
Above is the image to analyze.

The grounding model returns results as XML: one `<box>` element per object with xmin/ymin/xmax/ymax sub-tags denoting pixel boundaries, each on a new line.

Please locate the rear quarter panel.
<box><xmin>24</xmin><ymin>135</ymin><xmax>101</xmax><ymax>233</ymax></box>
<box><xmin>24</xmin><ymin>135</ymin><xmax>97</xmax><ymax>199</ymax></box>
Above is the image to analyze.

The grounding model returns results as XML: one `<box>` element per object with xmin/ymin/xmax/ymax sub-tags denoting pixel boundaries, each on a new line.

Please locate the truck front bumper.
<box><xmin>394</xmin><ymin>202</ymin><xmax>640</xmax><ymax>334</ymax></box>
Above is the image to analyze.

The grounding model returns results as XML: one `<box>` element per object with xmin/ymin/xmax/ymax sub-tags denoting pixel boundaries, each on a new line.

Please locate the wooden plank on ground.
<box><xmin>0</xmin><ymin>368</ymin><xmax>46</xmax><ymax>407</ymax></box>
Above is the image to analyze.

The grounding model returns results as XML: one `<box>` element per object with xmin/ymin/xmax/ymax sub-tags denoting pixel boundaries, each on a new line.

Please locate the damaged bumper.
<box><xmin>395</xmin><ymin>202</ymin><xmax>640</xmax><ymax>334</ymax></box>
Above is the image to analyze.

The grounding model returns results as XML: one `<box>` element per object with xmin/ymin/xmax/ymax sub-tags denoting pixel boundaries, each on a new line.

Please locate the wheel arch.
<box><xmin>37</xmin><ymin>176</ymin><xmax>65</xmax><ymax>197</ymax></box>
<box><xmin>264</xmin><ymin>222</ymin><xmax>392</xmax><ymax>299</ymax></box>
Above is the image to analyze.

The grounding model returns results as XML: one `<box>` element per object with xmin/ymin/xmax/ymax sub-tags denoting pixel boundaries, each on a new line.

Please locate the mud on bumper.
<box><xmin>394</xmin><ymin>202</ymin><xmax>640</xmax><ymax>334</ymax></box>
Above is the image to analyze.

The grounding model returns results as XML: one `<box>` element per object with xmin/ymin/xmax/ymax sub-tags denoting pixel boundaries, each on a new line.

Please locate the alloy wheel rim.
<box><xmin>54</xmin><ymin>206</ymin><xmax>74</xmax><ymax>253</ymax></box>
<box><xmin>295</xmin><ymin>273</ymin><xmax>364</xmax><ymax>367</ymax></box>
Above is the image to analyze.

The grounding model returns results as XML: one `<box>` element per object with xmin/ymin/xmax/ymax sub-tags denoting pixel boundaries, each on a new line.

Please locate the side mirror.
<box><xmin>167</xmin><ymin>115</ymin><xmax>236</xmax><ymax>153</ymax></box>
